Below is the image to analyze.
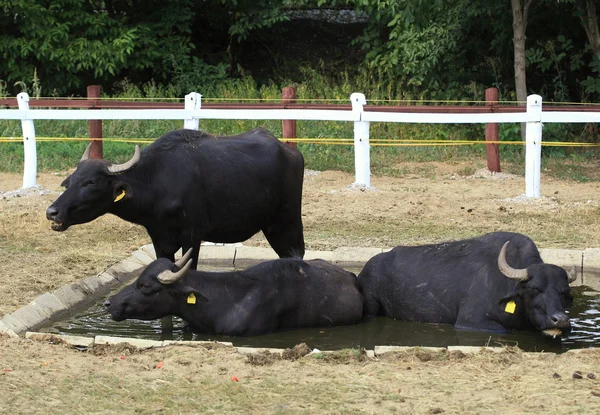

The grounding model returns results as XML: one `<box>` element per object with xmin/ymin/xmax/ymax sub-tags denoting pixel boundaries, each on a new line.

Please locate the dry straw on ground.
<box><xmin>1</xmin><ymin>334</ymin><xmax>600</xmax><ymax>414</ymax></box>
<box><xmin>2</xmin><ymin>161</ymin><xmax>600</xmax><ymax>413</ymax></box>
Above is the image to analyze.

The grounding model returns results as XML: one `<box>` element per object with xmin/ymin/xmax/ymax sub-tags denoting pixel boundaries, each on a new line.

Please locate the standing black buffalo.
<box><xmin>358</xmin><ymin>232</ymin><xmax>576</xmax><ymax>336</ymax></box>
<box><xmin>104</xmin><ymin>250</ymin><xmax>364</xmax><ymax>336</ymax></box>
<box><xmin>46</xmin><ymin>127</ymin><xmax>305</xmax><ymax>268</ymax></box>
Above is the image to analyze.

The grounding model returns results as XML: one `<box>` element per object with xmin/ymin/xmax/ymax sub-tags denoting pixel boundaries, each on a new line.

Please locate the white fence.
<box><xmin>1</xmin><ymin>92</ymin><xmax>598</xmax><ymax>197</ymax></box>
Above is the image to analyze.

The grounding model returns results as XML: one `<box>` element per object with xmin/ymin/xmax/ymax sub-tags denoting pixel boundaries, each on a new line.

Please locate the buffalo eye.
<box><xmin>136</xmin><ymin>281</ymin><xmax>154</xmax><ymax>295</ymax></box>
<box><xmin>81</xmin><ymin>179</ymin><xmax>96</xmax><ymax>187</ymax></box>
<box><xmin>528</xmin><ymin>286</ymin><xmax>541</xmax><ymax>295</ymax></box>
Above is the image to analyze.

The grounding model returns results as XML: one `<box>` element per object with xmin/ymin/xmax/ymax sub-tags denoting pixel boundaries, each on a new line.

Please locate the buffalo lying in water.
<box><xmin>358</xmin><ymin>232</ymin><xmax>575</xmax><ymax>336</ymax></box>
<box><xmin>104</xmin><ymin>251</ymin><xmax>364</xmax><ymax>336</ymax></box>
<box><xmin>46</xmin><ymin>127</ymin><xmax>305</xmax><ymax>268</ymax></box>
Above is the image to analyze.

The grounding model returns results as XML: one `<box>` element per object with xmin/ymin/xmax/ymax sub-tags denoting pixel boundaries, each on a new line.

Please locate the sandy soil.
<box><xmin>2</xmin><ymin>164</ymin><xmax>600</xmax><ymax>413</ymax></box>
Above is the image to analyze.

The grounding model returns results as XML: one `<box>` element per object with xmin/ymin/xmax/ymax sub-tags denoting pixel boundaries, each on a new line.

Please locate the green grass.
<box><xmin>0</xmin><ymin>118</ymin><xmax>494</xmax><ymax>174</ymax></box>
<box><xmin>3</xmin><ymin>123</ymin><xmax>600</xmax><ymax>183</ymax></box>
<box><xmin>2</xmin><ymin>76</ymin><xmax>600</xmax><ymax>179</ymax></box>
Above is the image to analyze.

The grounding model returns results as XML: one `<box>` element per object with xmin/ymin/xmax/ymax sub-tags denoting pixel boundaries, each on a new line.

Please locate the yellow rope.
<box><xmin>2</xmin><ymin>136</ymin><xmax>600</xmax><ymax>147</ymax></box>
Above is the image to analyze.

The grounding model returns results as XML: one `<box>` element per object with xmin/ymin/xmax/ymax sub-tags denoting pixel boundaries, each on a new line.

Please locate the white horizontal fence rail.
<box><xmin>2</xmin><ymin>92</ymin><xmax>600</xmax><ymax>197</ymax></box>
<box><xmin>361</xmin><ymin>112</ymin><xmax>535</xmax><ymax>124</ymax></box>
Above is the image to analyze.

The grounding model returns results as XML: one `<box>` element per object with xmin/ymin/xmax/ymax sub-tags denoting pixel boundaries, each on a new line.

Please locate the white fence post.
<box><xmin>351</xmin><ymin>92</ymin><xmax>370</xmax><ymax>188</ymax></box>
<box><xmin>17</xmin><ymin>92</ymin><xmax>37</xmax><ymax>188</ymax></box>
<box><xmin>184</xmin><ymin>92</ymin><xmax>202</xmax><ymax>130</ymax></box>
<box><xmin>525</xmin><ymin>94</ymin><xmax>542</xmax><ymax>198</ymax></box>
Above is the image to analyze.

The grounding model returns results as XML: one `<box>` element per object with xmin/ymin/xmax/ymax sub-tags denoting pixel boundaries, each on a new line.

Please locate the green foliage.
<box><xmin>0</xmin><ymin>0</ymin><xmax>196</xmax><ymax>95</ymax></box>
<box><xmin>2</xmin><ymin>0</ymin><xmax>600</xmax><ymax>178</ymax></box>
<box><xmin>225</xmin><ymin>0</ymin><xmax>292</xmax><ymax>41</ymax></box>
<box><xmin>527</xmin><ymin>35</ymin><xmax>585</xmax><ymax>102</ymax></box>
<box><xmin>580</xmin><ymin>55</ymin><xmax>600</xmax><ymax>96</ymax></box>
<box><xmin>352</xmin><ymin>0</ymin><xmax>470</xmax><ymax>92</ymax></box>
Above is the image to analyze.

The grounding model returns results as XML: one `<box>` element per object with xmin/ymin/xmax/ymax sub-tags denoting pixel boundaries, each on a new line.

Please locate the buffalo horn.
<box><xmin>107</xmin><ymin>145</ymin><xmax>141</xmax><ymax>174</ymax></box>
<box><xmin>157</xmin><ymin>249</ymin><xmax>194</xmax><ymax>285</ymax></box>
<box><xmin>80</xmin><ymin>143</ymin><xmax>92</xmax><ymax>162</ymax></box>
<box><xmin>175</xmin><ymin>248</ymin><xmax>194</xmax><ymax>269</ymax></box>
<box><xmin>497</xmin><ymin>241</ymin><xmax>529</xmax><ymax>281</ymax></box>
<box><xmin>567</xmin><ymin>266</ymin><xmax>577</xmax><ymax>284</ymax></box>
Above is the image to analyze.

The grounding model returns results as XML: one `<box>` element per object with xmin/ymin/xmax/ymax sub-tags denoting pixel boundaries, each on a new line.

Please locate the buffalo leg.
<box><xmin>153</xmin><ymin>246</ymin><xmax>175</xmax><ymax>262</ymax></box>
<box><xmin>262</xmin><ymin>213</ymin><xmax>305</xmax><ymax>258</ymax></box>
<box><xmin>150</xmin><ymin>235</ymin><xmax>176</xmax><ymax>262</ymax></box>
<box><xmin>160</xmin><ymin>316</ymin><xmax>174</xmax><ymax>331</ymax></box>
<box><xmin>179</xmin><ymin>230</ymin><xmax>201</xmax><ymax>269</ymax></box>
<box><xmin>454</xmin><ymin>316</ymin><xmax>508</xmax><ymax>333</ymax></box>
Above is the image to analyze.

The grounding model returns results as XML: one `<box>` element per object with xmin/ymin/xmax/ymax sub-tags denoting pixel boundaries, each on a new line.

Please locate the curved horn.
<box><xmin>157</xmin><ymin>255</ymin><xmax>194</xmax><ymax>285</ymax></box>
<box><xmin>567</xmin><ymin>266</ymin><xmax>578</xmax><ymax>284</ymax></box>
<box><xmin>80</xmin><ymin>143</ymin><xmax>92</xmax><ymax>162</ymax></box>
<box><xmin>498</xmin><ymin>241</ymin><xmax>529</xmax><ymax>281</ymax></box>
<box><xmin>107</xmin><ymin>145</ymin><xmax>140</xmax><ymax>174</ymax></box>
<box><xmin>175</xmin><ymin>248</ymin><xmax>193</xmax><ymax>269</ymax></box>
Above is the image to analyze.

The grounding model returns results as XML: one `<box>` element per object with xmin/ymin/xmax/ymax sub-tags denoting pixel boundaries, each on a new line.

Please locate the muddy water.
<box><xmin>44</xmin><ymin>277</ymin><xmax>600</xmax><ymax>353</ymax></box>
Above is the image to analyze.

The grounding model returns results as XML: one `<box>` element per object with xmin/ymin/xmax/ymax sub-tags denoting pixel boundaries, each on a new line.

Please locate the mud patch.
<box><xmin>25</xmin><ymin>333</ymin><xmax>67</xmax><ymax>346</ymax></box>
<box><xmin>468</xmin><ymin>168</ymin><xmax>521</xmax><ymax>180</ymax></box>
<box><xmin>311</xmin><ymin>348</ymin><xmax>369</xmax><ymax>363</ymax></box>
<box><xmin>282</xmin><ymin>342</ymin><xmax>312</xmax><ymax>361</ymax></box>
<box><xmin>245</xmin><ymin>350</ymin><xmax>282</xmax><ymax>366</ymax></box>
<box><xmin>89</xmin><ymin>342</ymin><xmax>142</xmax><ymax>357</ymax></box>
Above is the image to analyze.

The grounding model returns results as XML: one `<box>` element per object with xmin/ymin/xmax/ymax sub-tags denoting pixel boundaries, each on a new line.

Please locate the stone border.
<box><xmin>1</xmin><ymin>243</ymin><xmax>599</xmax><ymax>337</ymax></box>
<box><xmin>22</xmin><ymin>331</ymin><xmax>600</xmax><ymax>357</ymax></box>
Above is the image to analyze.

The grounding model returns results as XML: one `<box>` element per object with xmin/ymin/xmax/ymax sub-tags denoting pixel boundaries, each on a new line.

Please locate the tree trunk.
<box><xmin>577</xmin><ymin>0</ymin><xmax>600</xmax><ymax>60</ymax></box>
<box><xmin>511</xmin><ymin>0</ymin><xmax>532</xmax><ymax>141</ymax></box>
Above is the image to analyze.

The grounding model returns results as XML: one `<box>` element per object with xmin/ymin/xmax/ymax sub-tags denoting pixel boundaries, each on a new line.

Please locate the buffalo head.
<box><xmin>46</xmin><ymin>144</ymin><xmax>140</xmax><ymax>231</ymax></box>
<box><xmin>104</xmin><ymin>249</ymin><xmax>207</xmax><ymax>321</ymax></box>
<box><xmin>498</xmin><ymin>241</ymin><xmax>575</xmax><ymax>336</ymax></box>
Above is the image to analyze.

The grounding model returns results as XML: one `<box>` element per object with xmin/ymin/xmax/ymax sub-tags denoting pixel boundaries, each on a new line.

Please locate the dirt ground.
<box><xmin>2</xmin><ymin>335</ymin><xmax>600</xmax><ymax>414</ymax></box>
<box><xmin>2</xmin><ymin>162</ymin><xmax>600</xmax><ymax>414</ymax></box>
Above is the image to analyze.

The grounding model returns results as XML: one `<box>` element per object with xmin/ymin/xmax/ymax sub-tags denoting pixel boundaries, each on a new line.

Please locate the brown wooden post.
<box><xmin>282</xmin><ymin>86</ymin><xmax>297</xmax><ymax>148</ymax></box>
<box><xmin>87</xmin><ymin>85</ymin><xmax>103</xmax><ymax>159</ymax></box>
<box><xmin>485</xmin><ymin>87</ymin><xmax>500</xmax><ymax>172</ymax></box>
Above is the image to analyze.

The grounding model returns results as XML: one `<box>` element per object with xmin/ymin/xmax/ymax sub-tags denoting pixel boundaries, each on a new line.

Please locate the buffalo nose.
<box><xmin>551</xmin><ymin>313</ymin><xmax>570</xmax><ymax>329</ymax></box>
<box><xmin>103</xmin><ymin>298</ymin><xmax>111</xmax><ymax>308</ymax></box>
<box><xmin>46</xmin><ymin>206</ymin><xmax>59</xmax><ymax>220</ymax></box>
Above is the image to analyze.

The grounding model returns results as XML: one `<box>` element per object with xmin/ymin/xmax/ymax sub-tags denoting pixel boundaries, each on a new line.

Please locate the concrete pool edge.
<box><xmin>2</xmin><ymin>243</ymin><xmax>600</xmax><ymax>337</ymax></box>
<box><xmin>20</xmin><ymin>331</ymin><xmax>600</xmax><ymax>357</ymax></box>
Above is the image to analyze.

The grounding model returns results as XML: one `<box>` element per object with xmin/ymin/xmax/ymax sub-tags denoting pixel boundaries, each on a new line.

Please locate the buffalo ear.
<box><xmin>498</xmin><ymin>293</ymin><xmax>518</xmax><ymax>306</ymax></box>
<box><xmin>60</xmin><ymin>176</ymin><xmax>71</xmax><ymax>188</ymax></box>
<box><xmin>113</xmin><ymin>182</ymin><xmax>133</xmax><ymax>202</ymax></box>
<box><xmin>180</xmin><ymin>286</ymin><xmax>209</xmax><ymax>303</ymax></box>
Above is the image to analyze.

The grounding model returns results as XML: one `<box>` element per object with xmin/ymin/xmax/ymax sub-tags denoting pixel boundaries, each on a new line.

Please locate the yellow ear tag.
<box><xmin>113</xmin><ymin>189</ymin><xmax>126</xmax><ymax>202</ymax></box>
<box><xmin>505</xmin><ymin>301</ymin><xmax>516</xmax><ymax>314</ymax></box>
<box><xmin>187</xmin><ymin>293</ymin><xmax>196</xmax><ymax>305</ymax></box>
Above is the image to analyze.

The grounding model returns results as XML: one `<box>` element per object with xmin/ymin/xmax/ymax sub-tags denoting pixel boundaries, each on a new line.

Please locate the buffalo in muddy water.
<box><xmin>46</xmin><ymin>127</ymin><xmax>305</xmax><ymax>268</ymax></box>
<box><xmin>104</xmin><ymin>251</ymin><xmax>364</xmax><ymax>336</ymax></box>
<box><xmin>358</xmin><ymin>232</ymin><xmax>576</xmax><ymax>336</ymax></box>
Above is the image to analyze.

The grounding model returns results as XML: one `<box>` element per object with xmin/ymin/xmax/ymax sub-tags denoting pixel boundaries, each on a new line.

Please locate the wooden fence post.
<box><xmin>485</xmin><ymin>87</ymin><xmax>500</xmax><ymax>172</ymax></box>
<box><xmin>87</xmin><ymin>85</ymin><xmax>103</xmax><ymax>159</ymax></box>
<box><xmin>282</xmin><ymin>87</ymin><xmax>297</xmax><ymax>148</ymax></box>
